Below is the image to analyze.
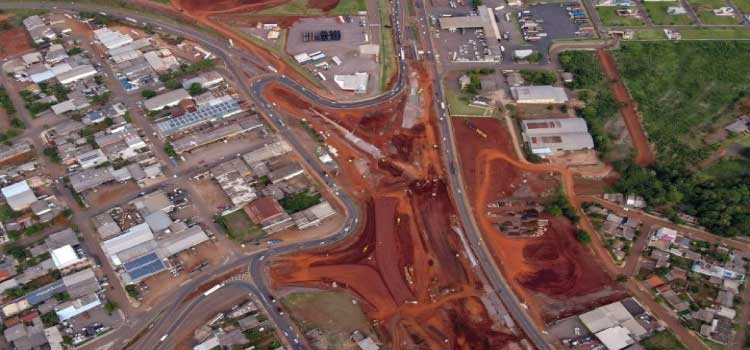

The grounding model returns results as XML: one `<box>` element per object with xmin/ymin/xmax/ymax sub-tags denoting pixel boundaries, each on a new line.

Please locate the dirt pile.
<box><xmin>266</xmin><ymin>63</ymin><xmax>529</xmax><ymax>349</ymax></box>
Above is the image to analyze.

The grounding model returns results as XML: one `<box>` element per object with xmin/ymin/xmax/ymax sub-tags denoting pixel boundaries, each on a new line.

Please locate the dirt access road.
<box><xmin>597</xmin><ymin>48</ymin><xmax>655</xmax><ymax>166</ymax></box>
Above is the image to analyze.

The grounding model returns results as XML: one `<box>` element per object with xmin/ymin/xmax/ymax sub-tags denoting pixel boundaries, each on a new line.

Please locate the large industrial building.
<box><xmin>521</xmin><ymin>118</ymin><xmax>594</xmax><ymax>155</ymax></box>
<box><xmin>438</xmin><ymin>5</ymin><xmax>503</xmax><ymax>61</ymax></box>
<box><xmin>511</xmin><ymin>85</ymin><xmax>569</xmax><ymax>104</ymax></box>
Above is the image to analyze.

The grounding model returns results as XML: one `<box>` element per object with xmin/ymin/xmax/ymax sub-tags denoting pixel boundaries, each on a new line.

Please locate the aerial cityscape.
<box><xmin>0</xmin><ymin>0</ymin><xmax>749</xmax><ymax>349</ymax></box>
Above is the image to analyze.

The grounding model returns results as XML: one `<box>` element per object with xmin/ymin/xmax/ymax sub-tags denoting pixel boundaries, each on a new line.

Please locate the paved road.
<box><xmin>2</xmin><ymin>2</ymin><xmax>550</xmax><ymax>349</ymax></box>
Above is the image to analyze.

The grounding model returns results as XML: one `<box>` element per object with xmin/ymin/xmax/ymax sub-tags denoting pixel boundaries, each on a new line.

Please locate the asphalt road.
<box><xmin>1</xmin><ymin>2</ymin><xmax>547</xmax><ymax>349</ymax></box>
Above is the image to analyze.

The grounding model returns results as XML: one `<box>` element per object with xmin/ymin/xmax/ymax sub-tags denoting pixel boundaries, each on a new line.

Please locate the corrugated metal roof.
<box><xmin>102</xmin><ymin>223</ymin><xmax>154</xmax><ymax>260</ymax></box>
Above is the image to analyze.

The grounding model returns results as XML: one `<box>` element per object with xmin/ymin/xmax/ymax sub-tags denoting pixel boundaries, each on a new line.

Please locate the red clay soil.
<box><xmin>0</xmin><ymin>27</ymin><xmax>34</xmax><ymax>59</ymax></box>
<box><xmin>266</xmin><ymin>63</ymin><xmax>530</xmax><ymax>349</ymax></box>
<box><xmin>451</xmin><ymin>118</ymin><xmax>625</xmax><ymax>324</ymax></box>
<box><xmin>596</xmin><ymin>48</ymin><xmax>655</xmax><ymax>166</ymax></box>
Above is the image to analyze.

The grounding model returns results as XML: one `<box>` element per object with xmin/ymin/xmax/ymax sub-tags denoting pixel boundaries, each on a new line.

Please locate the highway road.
<box><xmin>1</xmin><ymin>1</ymin><xmax>548</xmax><ymax>349</ymax></box>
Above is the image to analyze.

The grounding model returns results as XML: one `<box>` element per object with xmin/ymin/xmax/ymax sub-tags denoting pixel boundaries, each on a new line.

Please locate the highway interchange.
<box><xmin>1</xmin><ymin>1</ymin><xmax>550</xmax><ymax>349</ymax></box>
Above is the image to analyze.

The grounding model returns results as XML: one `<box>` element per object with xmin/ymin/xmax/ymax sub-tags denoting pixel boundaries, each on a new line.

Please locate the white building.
<box><xmin>511</xmin><ymin>85</ymin><xmax>569</xmax><ymax>104</ymax></box>
<box><xmin>57</xmin><ymin>65</ymin><xmax>97</xmax><ymax>85</ymax></box>
<box><xmin>50</xmin><ymin>245</ymin><xmax>86</xmax><ymax>270</ymax></box>
<box><xmin>143</xmin><ymin>88</ymin><xmax>191</xmax><ymax>111</ymax></box>
<box><xmin>520</xmin><ymin>118</ymin><xmax>594</xmax><ymax>155</ymax></box>
<box><xmin>2</xmin><ymin>180</ymin><xmax>38</xmax><ymax>211</ymax></box>
<box><xmin>76</xmin><ymin>149</ymin><xmax>109</xmax><ymax>169</ymax></box>
<box><xmin>93</xmin><ymin>27</ymin><xmax>133</xmax><ymax>50</ymax></box>
<box><xmin>334</xmin><ymin>73</ymin><xmax>369</xmax><ymax>93</ymax></box>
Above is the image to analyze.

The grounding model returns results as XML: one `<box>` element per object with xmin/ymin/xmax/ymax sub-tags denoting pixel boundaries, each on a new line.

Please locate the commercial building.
<box><xmin>242</xmin><ymin>138</ymin><xmax>292</xmax><ymax>164</ymax></box>
<box><xmin>93</xmin><ymin>27</ymin><xmax>133</xmax><ymax>50</ymax></box>
<box><xmin>154</xmin><ymin>98</ymin><xmax>243</xmax><ymax>138</ymax></box>
<box><xmin>244</xmin><ymin>197</ymin><xmax>294</xmax><ymax>233</ymax></box>
<box><xmin>57</xmin><ymin>65</ymin><xmax>97</xmax><ymax>85</ymax></box>
<box><xmin>68</xmin><ymin>167</ymin><xmax>116</xmax><ymax>193</ymax></box>
<box><xmin>55</xmin><ymin>293</ymin><xmax>102</xmax><ymax>321</ymax></box>
<box><xmin>438</xmin><ymin>6</ymin><xmax>502</xmax><ymax>61</ymax></box>
<box><xmin>50</xmin><ymin>245</ymin><xmax>86</xmax><ymax>270</ymax></box>
<box><xmin>76</xmin><ymin>149</ymin><xmax>109</xmax><ymax>169</ymax></box>
<box><xmin>143</xmin><ymin>88</ymin><xmax>191</xmax><ymax>111</ymax></box>
<box><xmin>334</xmin><ymin>73</ymin><xmax>369</xmax><ymax>93</ymax></box>
<box><xmin>102</xmin><ymin>223</ymin><xmax>155</xmax><ymax>265</ymax></box>
<box><xmin>292</xmin><ymin>201</ymin><xmax>336</xmax><ymax>229</ymax></box>
<box><xmin>182</xmin><ymin>71</ymin><xmax>225</xmax><ymax>89</ymax></box>
<box><xmin>62</xmin><ymin>268</ymin><xmax>101</xmax><ymax>298</ymax></box>
<box><xmin>510</xmin><ymin>85</ymin><xmax>569</xmax><ymax>104</ymax></box>
<box><xmin>2</xmin><ymin>180</ymin><xmax>38</xmax><ymax>211</ymax></box>
<box><xmin>520</xmin><ymin>118</ymin><xmax>594</xmax><ymax>155</ymax></box>
<box><xmin>579</xmin><ymin>299</ymin><xmax>649</xmax><ymax>350</ymax></box>
<box><xmin>268</xmin><ymin>163</ymin><xmax>304</xmax><ymax>183</ymax></box>
<box><xmin>171</xmin><ymin>117</ymin><xmax>263</xmax><ymax>154</ymax></box>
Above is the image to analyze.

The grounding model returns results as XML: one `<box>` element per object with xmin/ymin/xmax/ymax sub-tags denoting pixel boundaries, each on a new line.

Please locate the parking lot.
<box><xmin>285</xmin><ymin>17</ymin><xmax>380</xmax><ymax>95</ymax></box>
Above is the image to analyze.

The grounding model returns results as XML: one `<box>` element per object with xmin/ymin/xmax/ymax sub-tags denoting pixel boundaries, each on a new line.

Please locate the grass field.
<box><xmin>643</xmin><ymin>2</ymin><xmax>694</xmax><ymax>24</ymax></box>
<box><xmin>614</xmin><ymin>41</ymin><xmax>750</xmax><ymax>164</ymax></box>
<box><xmin>633</xmin><ymin>27</ymin><xmax>750</xmax><ymax>40</ymax></box>
<box><xmin>377</xmin><ymin>0</ymin><xmax>396</xmax><ymax>90</ymax></box>
<box><xmin>642</xmin><ymin>330</ymin><xmax>687</xmax><ymax>350</ymax></box>
<box><xmin>219</xmin><ymin>209</ymin><xmax>265</xmax><ymax>242</ymax></box>
<box><xmin>734</xmin><ymin>0</ymin><xmax>750</xmax><ymax>12</ymax></box>
<box><xmin>282</xmin><ymin>291</ymin><xmax>378</xmax><ymax>349</ymax></box>
<box><xmin>257</xmin><ymin>0</ymin><xmax>366</xmax><ymax>16</ymax></box>
<box><xmin>596</xmin><ymin>7</ymin><xmax>646</xmax><ymax>26</ymax></box>
<box><xmin>445</xmin><ymin>89</ymin><xmax>487</xmax><ymax>116</ymax></box>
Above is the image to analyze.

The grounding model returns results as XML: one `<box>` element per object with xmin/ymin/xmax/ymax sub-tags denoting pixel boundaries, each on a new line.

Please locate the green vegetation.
<box><xmin>41</xmin><ymin>311</ymin><xmax>59</xmax><ymax>327</ymax></box>
<box><xmin>525</xmin><ymin>51</ymin><xmax>544</xmax><ymax>63</ymax></box>
<box><xmin>53</xmin><ymin>292</ymin><xmax>70</xmax><ymax>302</ymax></box>
<box><xmin>158</xmin><ymin>59</ymin><xmax>215</xmax><ymax>83</ymax></box>
<box><xmin>217</xmin><ymin>210</ymin><xmax>265</xmax><ymax>242</ymax></box>
<box><xmin>544</xmin><ymin>187</ymin><xmax>580</xmax><ymax>223</ymax></box>
<box><xmin>614</xmin><ymin>42</ymin><xmax>750</xmax><ymax>164</ymax></box>
<box><xmin>519</xmin><ymin>69</ymin><xmax>557</xmax><ymax>85</ymax></box>
<box><xmin>575</xmin><ymin>229</ymin><xmax>592</xmax><ymax>244</ymax></box>
<box><xmin>163</xmin><ymin>143</ymin><xmax>177</xmax><ymax>158</ymax></box>
<box><xmin>0</xmin><ymin>9</ymin><xmax>49</xmax><ymax>28</ymax></box>
<box><xmin>377</xmin><ymin>0</ymin><xmax>396</xmax><ymax>90</ymax></box>
<box><xmin>643</xmin><ymin>2</ymin><xmax>693</xmax><ymax>25</ymax></box>
<box><xmin>256</xmin><ymin>0</ymin><xmax>366</xmax><ymax>16</ymax></box>
<box><xmin>735</xmin><ymin>0</ymin><xmax>750</xmax><ymax>12</ymax></box>
<box><xmin>558</xmin><ymin>51</ymin><xmax>626</xmax><ymax>161</ymax></box>
<box><xmin>188</xmin><ymin>82</ymin><xmax>205</xmax><ymax>96</ymax></box>
<box><xmin>79</xmin><ymin>11</ymin><xmax>119</xmax><ymax>25</ymax></box>
<box><xmin>43</xmin><ymin>147</ymin><xmax>61</xmax><ymax>163</ymax></box>
<box><xmin>103</xmin><ymin>301</ymin><xmax>118</xmax><ymax>314</ymax></box>
<box><xmin>596</xmin><ymin>7</ymin><xmax>645</xmax><ymax>26</ymax></box>
<box><xmin>281</xmin><ymin>190</ymin><xmax>321</xmax><ymax>213</ymax></box>
<box><xmin>445</xmin><ymin>89</ymin><xmax>486</xmax><ymax>116</ymax></box>
<box><xmin>642</xmin><ymin>330</ymin><xmax>687</xmax><ymax>350</ymax></box>
<box><xmin>125</xmin><ymin>285</ymin><xmax>140</xmax><ymax>299</ymax></box>
<box><xmin>282</xmin><ymin>291</ymin><xmax>376</xmax><ymax>350</ymax></box>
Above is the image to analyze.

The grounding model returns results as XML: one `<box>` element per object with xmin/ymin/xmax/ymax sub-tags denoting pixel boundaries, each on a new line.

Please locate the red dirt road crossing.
<box><xmin>596</xmin><ymin>48</ymin><xmax>655</xmax><ymax>165</ymax></box>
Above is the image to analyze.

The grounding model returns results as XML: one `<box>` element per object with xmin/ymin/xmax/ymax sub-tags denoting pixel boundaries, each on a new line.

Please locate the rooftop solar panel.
<box><xmin>123</xmin><ymin>252</ymin><xmax>159</xmax><ymax>271</ymax></box>
<box><xmin>128</xmin><ymin>259</ymin><xmax>165</xmax><ymax>280</ymax></box>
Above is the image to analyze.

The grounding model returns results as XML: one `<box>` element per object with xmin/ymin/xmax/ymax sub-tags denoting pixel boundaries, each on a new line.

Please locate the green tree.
<box><xmin>141</xmin><ymin>89</ymin><xmax>157</xmax><ymax>98</ymax></box>
<box><xmin>575</xmin><ymin>229</ymin><xmax>591</xmax><ymax>244</ymax></box>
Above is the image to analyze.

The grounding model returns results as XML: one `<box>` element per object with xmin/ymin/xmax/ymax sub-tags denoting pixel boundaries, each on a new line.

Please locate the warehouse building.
<box><xmin>57</xmin><ymin>65</ymin><xmax>97</xmax><ymax>85</ymax></box>
<box><xmin>521</xmin><ymin>118</ymin><xmax>594</xmax><ymax>155</ymax></box>
<box><xmin>182</xmin><ymin>71</ymin><xmax>225</xmax><ymax>89</ymax></box>
<box><xmin>510</xmin><ymin>85</ymin><xmax>568</xmax><ymax>104</ymax></box>
<box><xmin>579</xmin><ymin>299</ymin><xmax>648</xmax><ymax>350</ymax></box>
<box><xmin>154</xmin><ymin>98</ymin><xmax>243</xmax><ymax>138</ymax></box>
<box><xmin>171</xmin><ymin>116</ymin><xmax>263</xmax><ymax>154</ymax></box>
<box><xmin>143</xmin><ymin>88</ymin><xmax>191</xmax><ymax>111</ymax></box>
<box><xmin>333</xmin><ymin>73</ymin><xmax>369</xmax><ymax>93</ymax></box>
<box><xmin>55</xmin><ymin>293</ymin><xmax>101</xmax><ymax>321</ymax></box>
<box><xmin>93</xmin><ymin>27</ymin><xmax>133</xmax><ymax>50</ymax></box>
<box><xmin>292</xmin><ymin>201</ymin><xmax>336</xmax><ymax>229</ymax></box>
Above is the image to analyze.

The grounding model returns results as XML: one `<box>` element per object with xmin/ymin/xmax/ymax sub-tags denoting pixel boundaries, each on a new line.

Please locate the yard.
<box><xmin>445</xmin><ymin>89</ymin><xmax>488</xmax><ymax>116</ymax></box>
<box><xmin>643</xmin><ymin>2</ymin><xmax>694</xmax><ymax>25</ymax></box>
<box><xmin>218</xmin><ymin>209</ymin><xmax>265</xmax><ymax>242</ymax></box>
<box><xmin>596</xmin><ymin>7</ymin><xmax>646</xmax><ymax>26</ymax></box>
<box><xmin>686</xmin><ymin>0</ymin><xmax>741</xmax><ymax>24</ymax></box>
<box><xmin>642</xmin><ymin>330</ymin><xmax>687</xmax><ymax>350</ymax></box>
<box><xmin>256</xmin><ymin>0</ymin><xmax>367</xmax><ymax>16</ymax></box>
<box><xmin>282</xmin><ymin>291</ymin><xmax>378</xmax><ymax>349</ymax></box>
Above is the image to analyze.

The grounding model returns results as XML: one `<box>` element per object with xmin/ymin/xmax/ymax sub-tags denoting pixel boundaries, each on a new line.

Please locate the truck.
<box><xmin>228</xmin><ymin>38</ymin><xmax>234</xmax><ymax>48</ymax></box>
<box><xmin>203</xmin><ymin>283</ymin><xmax>225</xmax><ymax>296</ymax></box>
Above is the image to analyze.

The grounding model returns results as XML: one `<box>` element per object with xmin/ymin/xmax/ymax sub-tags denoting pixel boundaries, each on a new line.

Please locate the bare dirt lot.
<box><xmin>84</xmin><ymin>181</ymin><xmax>141</xmax><ymax>209</ymax></box>
<box><xmin>452</xmin><ymin>117</ymin><xmax>626</xmax><ymax>324</ymax></box>
<box><xmin>0</xmin><ymin>27</ymin><xmax>33</xmax><ymax>59</ymax></box>
<box><xmin>265</xmin><ymin>63</ymin><xmax>531</xmax><ymax>349</ymax></box>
